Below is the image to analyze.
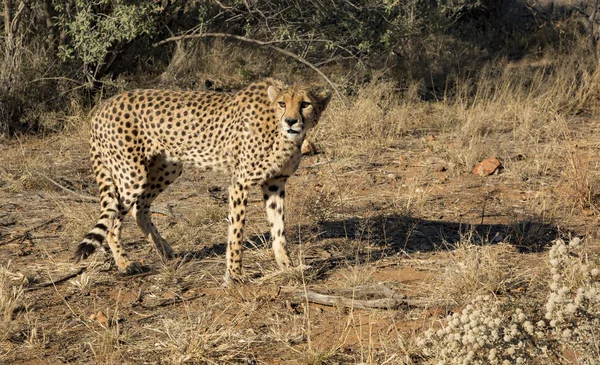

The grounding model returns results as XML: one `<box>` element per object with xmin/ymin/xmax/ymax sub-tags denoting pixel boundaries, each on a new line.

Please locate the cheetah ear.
<box><xmin>315</xmin><ymin>89</ymin><xmax>332</xmax><ymax>110</ymax></box>
<box><xmin>267</xmin><ymin>85</ymin><xmax>280</xmax><ymax>103</ymax></box>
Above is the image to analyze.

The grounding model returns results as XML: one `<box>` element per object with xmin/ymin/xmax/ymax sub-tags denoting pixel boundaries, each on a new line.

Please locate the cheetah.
<box><xmin>74</xmin><ymin>78</ymin><xmax>331</xmax><ymax>284</ymax></box>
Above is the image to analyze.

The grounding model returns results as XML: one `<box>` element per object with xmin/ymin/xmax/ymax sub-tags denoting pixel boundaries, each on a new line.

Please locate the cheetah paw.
<box><xmin>120</xmin><ymin>261</ymin><xmax>146</xmax><ymax>275</ymax></box>
<box><xmin>222</xmin><ymin>272</ymin><xmax>248</xmax><ymax>287</ymax></box>
<box><xmin>158</xmin><ymin>245</ymin><xmax>175</xmax><ymax>261</ymax></box>
<box><xmin>280</xmin><ymin>263</ymin><xmax>311</xmax><ymax>272</ymax></box>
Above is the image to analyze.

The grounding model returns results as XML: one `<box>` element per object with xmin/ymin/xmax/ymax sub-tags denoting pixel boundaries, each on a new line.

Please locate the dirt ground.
<box><xmin>1</xmin><ymin>113</ymin><xmax>600</xmax><ymax>364</ymax></box>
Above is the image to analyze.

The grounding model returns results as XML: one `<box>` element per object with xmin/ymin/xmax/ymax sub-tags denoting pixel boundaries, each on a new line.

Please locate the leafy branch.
<box><xmin>154</xmin><ymin>31</ymin><xmax>346</xmax><ymax>103</ymax></box>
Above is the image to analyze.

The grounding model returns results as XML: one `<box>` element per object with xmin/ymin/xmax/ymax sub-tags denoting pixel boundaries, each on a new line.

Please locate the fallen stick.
<box><xmin>294</xmin><ymin>290</ymin><xmax>406</xmax><ymax>310</ymax></box>
<box><xmin>0</xmin><ymin>215</ymin><xmax>63</xmax><ymax>246</ymax></box>
<box><xmin>35</xmin><ymin>172</ymin><xmax>99</xmax><ymax>202</ymax></box>
<box><xmin>283</xmin><ymin>285</ymin><xmax>420</xmax><ymax>310</ymax></box>
<box><xmin>25</xmin><ymin>267</ymin><xmax>85</xmax><ymax>292</ymax></box>
<box><xmin>139</xmin><ymin>294</ymin><xmax>204</xmax><ymax>310</ymax></box>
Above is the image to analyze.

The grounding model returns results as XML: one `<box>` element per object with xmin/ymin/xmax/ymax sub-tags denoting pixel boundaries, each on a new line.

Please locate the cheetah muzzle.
<box><xmin>74</xmin><ymin>78</ymin><xmax>331</xmax><ymax>285</ymax></box>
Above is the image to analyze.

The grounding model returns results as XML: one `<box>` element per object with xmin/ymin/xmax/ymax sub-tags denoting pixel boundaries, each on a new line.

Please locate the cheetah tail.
<box><xmin>73</xmin><ymin>170</ymin><xmax>119</xmax><ymax>263</ymax></box>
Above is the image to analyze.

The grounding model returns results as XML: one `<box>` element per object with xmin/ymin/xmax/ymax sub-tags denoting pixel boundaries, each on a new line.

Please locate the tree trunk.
<box><xmin>2</xmin><ymin>0</ymin><xmax>15</xmax><ymax>84</ymax></box>
<box><xmin>42</xmin><ymin>0</ymin><xmax>57</xmax><ymax>51</ymax></box>
<box><xmin>1</xmin><ymin>0</ymin><xmax>25</xmax><ymax>135</ymax></box>
<box><xmin>4</xmin><ymin>0</ymin><xmax>13</xmax><ymax>46</ymax></box>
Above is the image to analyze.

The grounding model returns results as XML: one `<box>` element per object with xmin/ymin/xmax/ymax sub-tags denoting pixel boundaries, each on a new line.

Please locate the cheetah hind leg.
<box><xmin>133</xmin><ymin>156</ymin><xmax>183</xmax><ymax>261</ymax></box>
<box><xmin>132</xmin><ymin>203</ymin><xmax>175</xmax><ymax>261</ymax></box>
<box><xmin>75</xmin><ymin>164</ymin><xmax>144</xmax><ymax>274</ymax></box>
<box><xmin>107</xmin><ymin>210</ymin><xmax>145</xmax><ymax>274</ymax></box>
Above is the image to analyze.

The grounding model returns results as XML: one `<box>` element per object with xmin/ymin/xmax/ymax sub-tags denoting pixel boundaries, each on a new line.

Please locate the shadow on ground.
<box><xmin>309</xmin><ymin>214</ymin><xmax>563</xmax><ymax>253</ymax></box>
<box><xmin>177</xmin><ymin>213</ymin><xmax>566</xmax><ymax>278</ymax></box>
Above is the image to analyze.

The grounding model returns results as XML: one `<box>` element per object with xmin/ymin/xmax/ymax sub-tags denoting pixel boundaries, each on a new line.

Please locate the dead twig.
<box><xmin>139</xmin><ymin>294</ymin><xmax>204</xmax><ymax>310</ymax></box>
<box><xmin>133</xmin><ymin>286</ymin><xmax>145</xmax><ymax>305</ymax></box>
<box><xmin>35</xmin><ymin>172</ymin><xmax>99</xmax><ymax>202</ymax></box>
<box><xmin>0</xmin><ymin>215</ymin><xmax>63</xmax><ymax>246</ymax></box>
<box><xmin>282</xmin><ymin>285</ymin><xmax>420</xmax><ymax>310</ymax></box>
<box><xmin>25</xmin><ymin>267</ymin><xmax>85</xmax><ymax>292</ymax></box>
<box><xmin>22</xmin><ymin>234</ymin><xmax>60</xmax><ymax>241</ymax></box>
<box><xmin>153</xmin><ymin>32</ymin><xmax>346</xmax><ymax>104</ymax></box>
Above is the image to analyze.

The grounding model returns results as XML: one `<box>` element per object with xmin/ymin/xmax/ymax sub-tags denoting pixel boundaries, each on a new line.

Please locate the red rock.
<box><xmin>472</xmin><ymin>158</ymin><xmax>502</xmax><ymax>176</ymax></box>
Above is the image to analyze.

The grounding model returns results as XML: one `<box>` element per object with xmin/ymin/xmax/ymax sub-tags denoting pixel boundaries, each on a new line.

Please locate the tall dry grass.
<box><xmin>1</xmin><ymin>28</ymin><xmax>600</xmax><ymax>365</ymax></box>
<box><xmin>454</xmin><ymin>54</ymin><xmax>598</xmax><ymax>138</ymax></box>
<box><xmin>0</xmin><ymin>262</ymin><xmax>26</xmax><ymax>348</ymax></box>
<box><xmin>315</xmin><ymin>48</ymin><xmax>599</xmax><ymax>177</ymax></box>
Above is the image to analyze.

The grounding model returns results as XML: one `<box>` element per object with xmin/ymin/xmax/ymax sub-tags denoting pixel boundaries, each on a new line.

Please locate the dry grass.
<box><xmin>336</xmin><ymin>264</ymin><xmax>376</xmax><ymax>288</ymax></box>
<box><xmin>1</xmin><ymin>43</ymin><xmax>600</xmax><ymax>364</ymax></box>
<box><xmin>0</xmin><ymin>125</ymin><xmax>91</xmax><ymax>194</ymax></box>
<box><xmin>0</xmin><ymin>139</ymin><xmax>57</xmax><ymax>193</ymax></box>
<box><xmin>563</xmin><ymin>149</ymin><xmax>600</xmax><ymax>213</ymax></box>
<box><xmin>159</xmin><ymin>39</ymin><xmax>282</xmax><ymax>90</ymax></box>
<box><xmin>0</xmin><ymin>263</ymin><xmax>26</xmax><ymax>344</ymax></box>
<box><xmin>426</xmin><ymin>239</ymin><xmax>531</xmax><ymax>305</ymax></box>
<box><xmin>316</xmin><ymin>49</ymin><xmax>598</xmax><ymax>179</ymax></box>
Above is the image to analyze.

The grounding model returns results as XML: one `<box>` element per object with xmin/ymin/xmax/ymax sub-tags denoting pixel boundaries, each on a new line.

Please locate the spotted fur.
<box><xmin>75</xmin><ymin>78</ymin><xmax>331</xmax><ymax>284</ymax></box>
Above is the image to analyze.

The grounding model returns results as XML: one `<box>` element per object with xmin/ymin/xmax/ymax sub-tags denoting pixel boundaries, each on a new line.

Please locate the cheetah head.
<box><xmin>268</xmin><ymin>83</ymin><xmax>332</xmax><ymax>141</ymax></box>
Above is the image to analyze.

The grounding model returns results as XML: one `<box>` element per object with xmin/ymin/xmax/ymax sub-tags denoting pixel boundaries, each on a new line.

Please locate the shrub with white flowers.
<box><xmin>417</xmin><ymin>237</ymin><xmax>600</xmax><ymax>364</ymax></box>
<box><xmin>417</xmin><ymin>295</ymin><xmax>546</xmax><ymax>364</ymax></box>
<box><xmin>544</xmin><ymin>238</ymin><xmax>600</xmax><ymax>364</ymax></box>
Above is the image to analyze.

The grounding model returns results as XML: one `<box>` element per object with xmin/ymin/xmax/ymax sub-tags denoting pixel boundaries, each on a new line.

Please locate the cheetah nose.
<box><xmin>285</xmin><ymin>118</ymin><xmax>298</xmax><ymax>127</ymax></box>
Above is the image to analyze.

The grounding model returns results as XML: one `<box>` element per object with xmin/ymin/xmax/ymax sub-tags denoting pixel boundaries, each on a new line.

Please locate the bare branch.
<box><xmin>341</xmin><ymin>0</ymin><xmax>361</xmax><ymax>11</ymax></box>
<box><xmin>10</xmin><ymin>0</ymin><xmax>24</xmax><ymax>35</ymax></box>
<box><xmin>212</xmin><ymin>0</ymin><xmax>234</xmax><ymax>10</ymax></box>
<box><xmin>35</xmin><ymin>172</ymin><xmax>99</xmax><ymax>202</ymax></box>
<box><xmin>0</xmin><ymin>215</ymin><xmax>63</xmax><ymax>246</ymax></box>
<box><xmin>281</xmin><ymin>285</ymin><xmax>421</xmax><ymax>310</ymax></box>
<box><xmin>3</xmin><ymin>0</ymin><xmax>11</xmax><ymax>37</ymax></box>
<box><xmin>153</xmin><ymin>31</ymin><xmax>346</xmax><ymax>104</ymax></box>
<box><xmin>24</xmin><ymin>267</ymin><xmax>86</xmax><ymax>292</ymax></box>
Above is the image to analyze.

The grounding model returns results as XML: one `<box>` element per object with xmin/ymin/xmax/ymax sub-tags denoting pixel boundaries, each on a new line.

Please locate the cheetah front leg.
<box><xmin>262</xmin><ymin>177</ymin><xmax>293</xmax><ymax>268</ymax></box>
<box><xmin>225</xmin><ymin>182</ymin><xmax>249</xmax><ymax>285</ymax></box>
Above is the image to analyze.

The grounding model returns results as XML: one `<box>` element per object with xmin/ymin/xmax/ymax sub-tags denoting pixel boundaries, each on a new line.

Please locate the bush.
<box><xmin>0</xmin><ymin>0</ymin><xmax>598</xmax><ymax>135</ymax></box>
<box><xmin>418</xmin><ymin>238</ymin><xmax>600</xmax><ymax>364</ymax></box>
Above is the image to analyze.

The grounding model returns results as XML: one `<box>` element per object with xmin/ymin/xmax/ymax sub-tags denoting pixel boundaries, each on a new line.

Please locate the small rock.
<box><xmin>491</xmin><ymin>233</ymin><xmax>505</xmax><ymax>243</ymax></box>
<box><xmin>472</xmin><ymin>158</ymin><xmax>502</xmax><ymax>177</ymax></box>
<box><xmin>301</xmin><ymin>140</ymin><xmax>316</xmax><ymax>155</ymax></box>
<box><xmin>431</xmin><ymin>164</ymin><xmax>446</xmax><ymax>173</ymax></box>
<box><xmin>427</xmin><ymin>157</ymin><xmax>450</xmax><ymax>173</ymax></box>
<box><xmin>318</xmin><ymin>250</ymin><xmax>332</xmax><ymax>259</ymax></box>
<box><xmin>0</xmin><ymin>217</ymin><xmax>16</xmax><ymax>227</ymax></box>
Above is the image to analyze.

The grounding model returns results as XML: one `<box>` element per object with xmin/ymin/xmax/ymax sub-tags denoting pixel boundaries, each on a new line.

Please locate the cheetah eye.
<box><xmin>278</xmin><ymin>101</ymin><xmax>286</xmax><ymax>108</ymax></box>
<box><xmin>301</xmin><ymin>102</ymin><xmax>311</xmax><ymax>109</ymax></box>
